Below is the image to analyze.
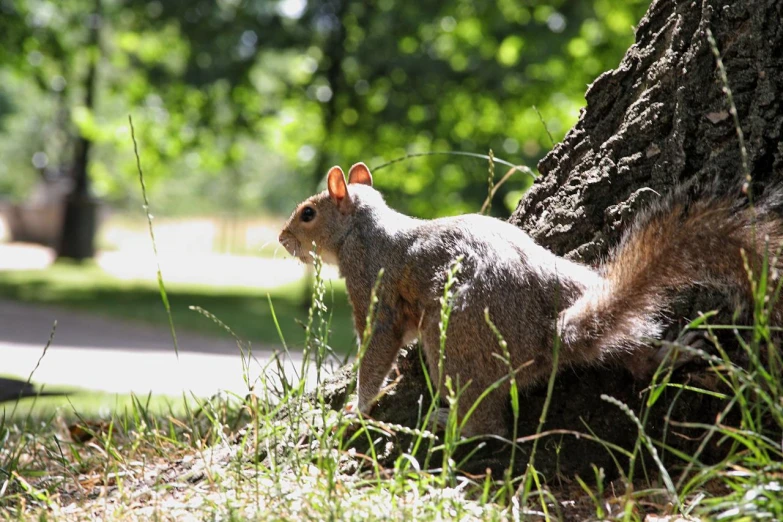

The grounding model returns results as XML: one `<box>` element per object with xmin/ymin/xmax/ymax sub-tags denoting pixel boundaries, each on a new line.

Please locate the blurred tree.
<box><xmin>0</xmin><ymin>0</ymin><xmax>81</xmax><ymax>185</ymax></box>
<box><xmin>0</xmin><ymin>0</ymin><xmax>651</xmax><ymax>231</ymax></box>
<box><xmin>118</xmin><ymin>0</ymin><xmax>650</xmax><ymax>217</ymax></box>
<box><xmin>0</xmin><ymin>88</ymin><xmax>12</xmax><ymax>128</ymax></box>
<box><xmin>57</xmin><ymin>0</ymin><xmax>102</xmax><ymax>260</ymax></box>
<box><xmin>0</xmin><ymin>0</ymin><xmax>105</xmax><ymax>258</ymax></box>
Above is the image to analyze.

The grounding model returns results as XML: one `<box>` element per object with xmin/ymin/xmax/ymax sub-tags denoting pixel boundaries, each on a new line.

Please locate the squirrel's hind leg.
<box><xmin>457</xmin><ymin>383</ymin><xmax>511</xmax><ymax>438</ymax></box>
<box><xmin>427</xmin><ymin>356</ymin><xmax>511</xmax><ymax>437</ymax></box>
<box><xmin>426</xmin><ymin>399</ymin><xmax>509</xmax><ymax>438</ymax></box>
<box><xmin>420</xmin><ymin>310</ymin><xmax>513</xmax><ymax>437</ymax></box>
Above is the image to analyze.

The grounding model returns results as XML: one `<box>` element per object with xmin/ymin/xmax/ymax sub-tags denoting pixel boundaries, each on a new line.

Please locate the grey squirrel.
<box><xmin>279</xmin><ymin>162</ymin><xmax>783</xmax><ymax>436</ymax></box>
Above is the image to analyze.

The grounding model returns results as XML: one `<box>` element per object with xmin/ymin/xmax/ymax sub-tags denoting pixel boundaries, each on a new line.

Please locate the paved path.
<box><xmin>0</xmin><ymin>239</ymin><xmax>345</xmax><ymax>398</ymax></box>
<box><xmin>0</xmin><ymin>299</ymin><xmax>319</xmax><ymax>398</ymax></box>
<box><xmin>0</xmin><ymin>233</ymin><xmax>352</xmax><ymax>400</ymax></box>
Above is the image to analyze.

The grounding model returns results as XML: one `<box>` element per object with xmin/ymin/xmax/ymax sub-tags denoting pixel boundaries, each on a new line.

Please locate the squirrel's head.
<box><xmin>279</xmin><ymin>162</ymin><xmax>374</xmax><ymax>264</ymax></box>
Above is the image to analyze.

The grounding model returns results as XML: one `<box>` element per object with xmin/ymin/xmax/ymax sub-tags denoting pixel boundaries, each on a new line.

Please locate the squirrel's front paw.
<box><xmin>356</xmin><ymin>395</ymin><xmax>377</xmax><ymax>416</ymax></box>
<box><xmin>344</xmin><ymin>397</ymin><xmax>373</xmax><ymax>417</ymax></box>
<box><xmin>340</xmin><ymin>400</ymin><xmax>367</xmax><ymax>436</ymax></box>
<box><xmin>427</xmin><ymin>407</ymin><xmax>451</xmax><ymax>433</ymax></box>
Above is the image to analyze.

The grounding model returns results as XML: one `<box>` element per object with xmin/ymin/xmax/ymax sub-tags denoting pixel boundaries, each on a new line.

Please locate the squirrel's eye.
<box><xmin>301</xmin><ymin>206</ymin><xmax>316</xmax><ymax>222</ymax></box>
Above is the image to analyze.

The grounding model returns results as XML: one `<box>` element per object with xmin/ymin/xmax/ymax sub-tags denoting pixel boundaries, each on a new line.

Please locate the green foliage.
<box><xmin>0</xmin><ymin>0</ymin><xmax>649</xmax><ymax>217</ymax></box>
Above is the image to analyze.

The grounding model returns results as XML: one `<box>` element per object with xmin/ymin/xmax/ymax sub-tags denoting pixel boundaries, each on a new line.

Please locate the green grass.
<box><xmin>0</xmin><ymin>262</ymin><xmax>356</xmax><ymax>353</ymax></box>
<box><xmin>0</xmin><ymin>252</ymin><xmax>782</xmax><ymax>521</ymax></box>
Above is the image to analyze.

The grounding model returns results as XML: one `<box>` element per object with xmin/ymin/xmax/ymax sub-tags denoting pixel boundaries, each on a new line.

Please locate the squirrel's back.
<box><xmin>391</xmin><ymin>213</ymin><xmax>599</xmax><ymax>305</ymax></box>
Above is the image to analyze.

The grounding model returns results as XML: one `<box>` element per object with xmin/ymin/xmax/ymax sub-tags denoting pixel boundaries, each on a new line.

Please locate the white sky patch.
<box><xmin>278</xmin><ymin>0</ymin><xmax>307</xmax><ymax>19</ymax></box>
<box><xmin>547</xmin><ymin>12</ymin><xmax>566</xmax><ymax>33</ymax></box>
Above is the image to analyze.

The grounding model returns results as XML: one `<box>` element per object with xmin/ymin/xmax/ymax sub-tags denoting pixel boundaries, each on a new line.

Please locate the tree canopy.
<box><xmin>0</xmin><ymin>0</ymin><xmax>649</xmax><ymax>218</ymax></box>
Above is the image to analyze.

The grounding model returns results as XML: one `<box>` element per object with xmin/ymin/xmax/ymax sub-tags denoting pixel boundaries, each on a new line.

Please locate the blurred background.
<box><xmin>0</xmin><ymin>0</ymin><xmax>648</xmax><ymax>401</ymax></box>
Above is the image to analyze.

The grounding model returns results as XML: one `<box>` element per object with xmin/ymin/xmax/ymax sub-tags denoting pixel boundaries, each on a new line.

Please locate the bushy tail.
<box><xmin>558</xmin><ymin>192</ymin><xmax>783</xmax><ymax>366</ymax></box>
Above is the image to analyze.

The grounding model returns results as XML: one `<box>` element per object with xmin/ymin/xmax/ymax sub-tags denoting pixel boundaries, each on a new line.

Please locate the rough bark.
<box><xmin>510</xmin><ymin>0</ymin><xmax>783</xmax><ymax>260</ymax></box>
<box><xmin>316</xmin><ymin>0</ymin><xmax>783</xmax><ymax>483</ymax></box>
<box><xmin>505</xmin><ymin>0</ymin><xmax>782</xmax><ymax>479</ymax></box>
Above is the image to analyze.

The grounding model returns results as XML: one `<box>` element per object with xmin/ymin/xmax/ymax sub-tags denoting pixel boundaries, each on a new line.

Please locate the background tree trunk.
<box><xmin>57</xmin><ymin>0</ymin><xmax>102</xmax><ymax>261</ymax></box>
<box><xmin>343</xmin><ymin>0</ymin><xmax>783</xmax><ymax>481</ymax></box>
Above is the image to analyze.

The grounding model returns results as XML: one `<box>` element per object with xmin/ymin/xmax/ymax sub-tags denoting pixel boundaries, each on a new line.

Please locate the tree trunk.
<box><xmin>57</xmin><ymin>0</ymin><xmax>102</xmax><ymax>261</ymax></box>
<box><xmin>335</xmin><ymin>0</ymin><xmax>783</xmax><ymax>482</ymax></box>
<box><xmin>510</xmin><ymin>0</ymin><xmax>783</xmax><ymax>258</ymax></box>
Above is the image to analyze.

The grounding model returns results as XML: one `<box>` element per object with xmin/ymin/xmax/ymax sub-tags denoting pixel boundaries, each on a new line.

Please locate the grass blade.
<box><xmin>128</xmin><ymin>114</ymin><xmax>179</xmax><ymax>357</ymax></box>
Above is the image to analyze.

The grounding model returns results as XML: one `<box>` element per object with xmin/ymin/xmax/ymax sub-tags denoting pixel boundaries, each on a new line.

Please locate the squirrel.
<box><xmin>279</xmin><ymin>162</ymin><xmax>783</xmax><ymax>437</ymax></box>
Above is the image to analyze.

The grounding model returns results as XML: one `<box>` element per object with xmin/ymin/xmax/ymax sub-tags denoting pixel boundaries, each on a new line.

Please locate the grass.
<box><xmin>1</xmin><ymin>243</ymin><xmax>781</xmax><ymax>521</ymax></box>
<box><xmin>2</xmin><ymin>223</ymin><xmax>782</xmax><ymax>520</ymax></box>
<box><xmin>0</xmin><ymin>257</ymin><xmax>525</xmax><ymax>520</ymax></box>
<box><xmin>0</xmin><ymin>261</ymin><xmax>355</xmax><ymax>352</ymax></box>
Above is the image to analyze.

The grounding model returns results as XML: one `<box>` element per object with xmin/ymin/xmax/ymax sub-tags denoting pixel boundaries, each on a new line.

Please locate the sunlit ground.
<box><xmin>98</xmin><ymin>213</ymin><xmax>342</xmax><ymax>287</ymax></box>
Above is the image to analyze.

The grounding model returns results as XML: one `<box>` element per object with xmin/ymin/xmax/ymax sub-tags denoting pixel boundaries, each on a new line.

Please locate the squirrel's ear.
<box><xmin>348</xmin><ymin>162</ymin><xmax>373</xmax><ymax>187</ymax></box>
<box><xmin>327</xmin><ymin>166</ymin><xmax>348</xmax><ymax>205</ymax></box>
